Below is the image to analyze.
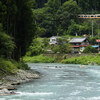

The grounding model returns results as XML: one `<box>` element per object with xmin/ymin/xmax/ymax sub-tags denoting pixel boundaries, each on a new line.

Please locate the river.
<box><xmin>1</xmin><ymin>63</ymin><xmax>100</xmax><ymax>100</ymax></box>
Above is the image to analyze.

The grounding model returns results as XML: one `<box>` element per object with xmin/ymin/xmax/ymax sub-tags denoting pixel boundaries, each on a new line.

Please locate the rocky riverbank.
<box><xmin>0</xmin><ymin>69</ymin><xmax>41</xmax><ymax>96</ymax></box>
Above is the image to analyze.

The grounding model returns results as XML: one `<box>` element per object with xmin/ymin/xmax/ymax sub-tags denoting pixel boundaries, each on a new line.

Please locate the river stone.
<box><xmin>5</xmin><ymin>76</ymin><xmax>17</xmax><ymax>81</ymax></box>
<box><xmin>11</xmin><ymin>82</ymin><xmax>20</xmax><ymax>85</ymax></box>
<box><xmin>0</xmin><ymin>88</ymin><xmax>10</xmax><ymax>94</ymax></box>
<box><xmin>0</xmin><ymin>82</ymin><xmax>3</xmax><ymax>85</ymax></box>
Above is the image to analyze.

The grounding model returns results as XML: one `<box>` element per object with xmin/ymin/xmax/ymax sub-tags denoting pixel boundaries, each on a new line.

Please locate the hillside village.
<box><xmin>1</xmin><ymin>0</ymin><xmax>100</xmax><ymax>97</ymax></box>
<box><xmin>49</xmin><ymin>36</ymin><xmax>100</xmax><ymax>54</ymax></box>
<box><xmin>22</xmin><ymin>35</ymin><xmax>100</xmax><ymax>65</ymax></box>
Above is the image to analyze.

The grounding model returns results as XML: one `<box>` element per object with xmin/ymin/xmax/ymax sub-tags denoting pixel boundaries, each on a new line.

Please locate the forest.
<box><xmin>0</xmin><ymin>0</ymin><xmax>100</xmax><ymax>61</ymax></box>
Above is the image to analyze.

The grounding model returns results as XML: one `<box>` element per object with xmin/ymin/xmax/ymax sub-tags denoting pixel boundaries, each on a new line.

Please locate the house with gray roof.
<box><xmin>49</xmin><ymin>36</ymin><xmax>62</xmax><ymax>45</ymax></box>
<box><xmin>69</xmin><ymin>37</ymin><xmax>89</xmax><ymax>53</ymax></box>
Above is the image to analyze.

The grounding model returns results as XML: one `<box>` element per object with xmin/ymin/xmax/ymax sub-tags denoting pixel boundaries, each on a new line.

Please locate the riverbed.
<box><xmin>1</xmin><ymin>63</ymin><xmax>100</xmax><ymax>100</ymax></box>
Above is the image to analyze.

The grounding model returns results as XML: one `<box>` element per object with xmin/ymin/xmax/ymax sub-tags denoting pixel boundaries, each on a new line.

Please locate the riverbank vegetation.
<box><xmin>61</xmin><ymin>54</ymin><xmax>100</xmax><ymax>65</ymax></box>
<box><xmin>0</xmin><ymin>0</ymin><xmax>100</xmax><ymax>78</ymax></box>
<box><xmin>23</xmin><ymin>54</ymin><xmax>56</xmax><ymax>63</ymax></box>
<box><xmin>0</xmin><ymin>58</ymin><xmax>30</xmax><ymax>76</ymax></box>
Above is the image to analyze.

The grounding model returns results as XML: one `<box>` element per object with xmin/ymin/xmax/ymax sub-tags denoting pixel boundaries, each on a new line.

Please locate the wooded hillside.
<box><xmin>0</xmin><ymin>0</ymin><xmax>100</xmax><ymax>60</ymax></box>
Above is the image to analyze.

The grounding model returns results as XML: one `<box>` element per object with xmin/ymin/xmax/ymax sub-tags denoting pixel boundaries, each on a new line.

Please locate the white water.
<box><xmin>1</xmin><ymin>63</ymin><xmax>100</xmax><ymax>100</ymax></box>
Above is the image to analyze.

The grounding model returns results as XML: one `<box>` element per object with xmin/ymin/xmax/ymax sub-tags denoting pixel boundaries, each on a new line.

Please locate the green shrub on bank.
<box><xmin>17</xmin><ymin>62</ymin><xmax>30</xmax><ymax>70</ymax></box>
<box><xmin>26</xmin><ymin>38</ymin><xmax>44</xmax><ymax>56</ymax></box>
<box><xmin>61</xmin><ymin>55</ymin><xmax>100</xmax><ymax>65</ymax></box>
<box><xmin>83</xmin><ymin>45</ymin><xmax>96</xmax><ymax>53</ymax></box>
<box><xmin>51</xmin><ymin>43</ymin><xmax>72</xmax><ymax>54</ymax></box>
<box><xmin>23</xmin><ymin>54</ymin><xmax>56</xmax><ymax>63</ymax></box>
<box><xmin>11</xmin><ymin>60</ymin><xmax>30</xmax><ymax>70</ymax></box>
<box><xmin>0</xmin><ymin>58</ymin><xmax>17</xmax><ymax>76</ymax></box>
<box><xmin>0</xmin><ymin>24</ymin><xmax>15</xmax><ymax>58</ymax></box>
<box><xmin>0</xmin><ymin>58</ymin><xmax>30</xmax><ymax>76</ymax></box>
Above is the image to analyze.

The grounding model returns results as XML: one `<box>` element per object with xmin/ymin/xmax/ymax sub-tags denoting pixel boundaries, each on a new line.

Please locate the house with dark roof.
<box><xmin>69</xmin><ymin>37</ymin><xmax>89</xmax><ymax>53</ymax></box>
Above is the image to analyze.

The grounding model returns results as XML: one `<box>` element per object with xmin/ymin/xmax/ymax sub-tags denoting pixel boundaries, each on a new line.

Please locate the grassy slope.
<box><xmin>61</xmin><ymin>54</ymin><xmax>100</xmax><ymax>65</ymax></box>
<box><xmin>0</xmin><ymin>58</ymin><xmax>30</xmax><ymax>77</ymax></box>
<box><xmin>23</xmin><ymin>54</ymin><xmax>56</xmax><ymax>63</ymax></box>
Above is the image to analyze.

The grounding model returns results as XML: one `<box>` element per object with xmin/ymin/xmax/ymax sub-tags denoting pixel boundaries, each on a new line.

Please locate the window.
<box><xmin>52</xmin><ymin>39</ymin><xmax>56</xmax><ymax>41</ymax></box>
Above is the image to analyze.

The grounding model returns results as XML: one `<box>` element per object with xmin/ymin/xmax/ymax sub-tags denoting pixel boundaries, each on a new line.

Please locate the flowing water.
<box><xmin>1</xmin><ymin>63</ymin><xmax>100</xmax><ymax>100</ymax></box>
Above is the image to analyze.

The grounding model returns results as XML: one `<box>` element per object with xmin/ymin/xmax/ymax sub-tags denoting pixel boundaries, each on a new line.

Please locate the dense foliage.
<box><xmin>0</xmin><ymin>0</ymin><xmax>100</xmax><ymax>71</ymax></box>
<box><xmin>0</xmin><ymin>58</ymin><xmax>29</xmax><ymax>77</ymax></box>
<box><xmin>0</xmin><ymin>0</ymin><xmax>36</xmax><ymax>60</ymax></box>
<box><xmin>83</xmin><ymin>45</ymin><xmax>96</xmax><ymax>53</ymax></box>
<box><xmin>0</xmin><ymin>0</ymin><xmax>100</xmax><ymax>60</ymax></box>
<box><xmin>0</xmin><ymin>24</ymin><xmax>15</xmax><ymax>58</ymax></box>
<box><xmin>33</xmin><ymin>0</ymin><xmax>100</xmax><ymax>37</ymax></box>
<box><xmin>52</xmin><ymin>43</ymin><xmax>72</xmax><ymax>53</ymax></box>
<box><xmin>61</xmin><ymin>54</ymin><xmax>100</xmax><ymax>65</ymax></box>
<box><xmin>23</xmin><ymin>54</ymin><xmax>56</xmax><ymax>63</ymax></box>
<box><xmin>35</xmin><ymin>0</ymin><xmax>100</xmax><ymax>13</ymax></box>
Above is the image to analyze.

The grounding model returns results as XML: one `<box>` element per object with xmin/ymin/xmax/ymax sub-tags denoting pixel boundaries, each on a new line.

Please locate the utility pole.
<box><xmin>78</xmin><ymin>13</ymin><xmax>100</xmax><ymax>38</ymax></box>
<box><xmin>92</xmin><ymin>19</ymin><xmax>94</xmax><ymax>38</ymax></box>
<box><xmin>98</xmin><ymin>25</ymin><xmax>99</xmax><ymax>37</ymax></box>
<box><xmin>92</xmin><ymin>9</ymin><xmax>94</xmax><ymax>38</ymax></box>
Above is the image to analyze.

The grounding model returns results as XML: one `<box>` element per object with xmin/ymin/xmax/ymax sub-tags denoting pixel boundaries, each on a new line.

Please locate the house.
<box><xmin>69</xmin><ymin>37</ymin><xmax>89</xmax><ymax>53</ymax></box>
<box><xmin>49</xmin><ymin>36</ymin><xmax>62</xmax><ymax>45</ymax></box>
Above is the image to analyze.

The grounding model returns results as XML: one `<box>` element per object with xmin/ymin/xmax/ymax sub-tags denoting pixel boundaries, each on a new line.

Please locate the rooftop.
<box><xmin>69</xmin><ymin>37</ymin><xmax>86</xmax><ymax>43</ymax></box>
<box><xmin>50</xmin><ymin>36</ymin><xmax>61</xmax><ymax>39</ymax></box>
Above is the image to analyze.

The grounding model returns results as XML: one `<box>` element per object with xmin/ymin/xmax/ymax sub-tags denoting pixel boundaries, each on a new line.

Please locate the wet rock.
<box><xmin>0</xmin><ymin>82</ymin><xmax>3</xmax><ymax>85</ymax></box>
<box><xmin>0</xmin><ymin>69</ymin><xmax>41</xmax><ymax>96</ymax></box>
<box><xmin>5</xmin><ymin>76</ymin><xmax>17</xmax><ymax>81</ymax></box>
<box><xmin>11</xmin><ymin>82</ymin><xmax>20</xmax><ymax>85</ymax></box>
<box><xmin>7</xmin><ymin>85</ymin><xmax>16</xmax><ymax>90</ymax></box>
<box><xmin>0</xmin><ymin>88</ymin><xmax>16</xmax><ymax>96</ymax></box>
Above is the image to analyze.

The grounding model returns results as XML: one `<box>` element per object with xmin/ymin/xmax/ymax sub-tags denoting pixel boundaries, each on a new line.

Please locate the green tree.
<box><xmin>51</xmin><ymin>43</ymin><xmax>72</xmax><ymax>54</ymax></box>
<box><xmin>26</xmin><ymin>38</ymin><xmax>44</xmax><ymax>56</ymax></box>
<box><xmin>33</xmin><ymin>0</ymin><xmax>61</xmax><ymax>37</ymax></box>
<box><xmin>56</xmin><ymin>0</ymin><xmax>81</xmax><ymax>35</ymax></box>
<box><xmin>59</xmin><ymin>43</ymin><xmax>72</xmax><ymax>53</ymax></box>
<box><xmin>0</xmin><ymin>23</ymin><xmax>15</xmax><ymax>58</ymax></box>
<box><xmin>0</xmin><ymin>0</ymin><xmax>36</xmax><ymax>60</ymax></box>
<box><xmin>35</xmin><ymin>27</ymin><xmax>46</xmax><ymax>37</ymax></box>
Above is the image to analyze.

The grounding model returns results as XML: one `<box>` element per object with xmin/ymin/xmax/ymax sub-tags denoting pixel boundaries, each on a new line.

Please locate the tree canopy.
<box><xmin>0</xmin><ymin>0</ymin><xmax>100</xmax><ymax>60</ymax></box>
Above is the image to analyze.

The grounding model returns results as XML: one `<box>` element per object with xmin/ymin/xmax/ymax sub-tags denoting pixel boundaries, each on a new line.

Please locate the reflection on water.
<box><xmin>1</xmin><ymin>63</ymin><xmax>100</xmax><ymax>100</ymax></box>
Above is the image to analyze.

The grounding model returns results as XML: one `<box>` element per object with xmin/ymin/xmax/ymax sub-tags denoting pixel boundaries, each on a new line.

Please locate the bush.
<box><xmin>59</xmin><ymin>43</ymin><xmax>72</xmax><ymax>53</ymax></box>
<box><xmin>61</xmin><ymin>55</ymin><xmax>100</xmax><ymax>65</ymax></box>
<box><xmin>0</xmin><ymin>27</ymin><xmax>15</xmax><ymax>58</ymax></box>
<box><xmin>11</xmin><ymin>59</ymin><xmax>30</xmax><ymax>70</ymax></box>
<box><xmin>51</xmin><ymin>43</ymin><xmax>72</xmax><ymax>54</ymax></box>
<box><xmin>23</xmin><ymin>54</ymin><xmax>56</xmax><ymax>63</ymax></box>
<box><xmin>17</xmin><ymin>62</ymin><xmax>30</xmax><ymax>70</ymax></box>
<box><xmin>0</xmin><ymin>58</ymin><xmax>30</xmax><ymax>77</ymax></box>
<box><xmin>83</xmin><ymin>45</ymin><xmax>96</xmax><ymax>53</ymax></box>
<box><xmin>26</xmin><ymin>38</ymin><xmax>44</xmax><ymax>56</ymax></box>
<box><xmin>52</xmin><ymin>45</ymin><xmax>59</xmax><ymax>53</ymax></box>
<box><xmin>30</xmin><ymin>46</ymin><xmax>44</xmax><ymax>56</ymax></box>
<box><xmin>0</xmin><ymin>58</ymin><xmax>17</xmax><ymax>75</ymax></box>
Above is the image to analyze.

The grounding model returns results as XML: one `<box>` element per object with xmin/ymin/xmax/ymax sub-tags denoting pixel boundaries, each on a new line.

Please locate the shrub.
<box><xmin>17</xmin><ymin>62</ymin><xmax>30</xmax><ymax>70</ymax></box>
<box><xmin>59</xmin><ymin>43</ymin><xmax>72</xmax><ymax>53</ymax></box>
<box><xmin>61</xmin><ymin>55</ymin><xmax>100</xmax><ymax>65</ymax></box>
<box><xmin>0</xmin><ymin>58</ymin><xmax>17</xmax><ymax>75</ymax></box>
<box><xmin>0</xmin><ymin>28</ymin><xmax>15</xmax><ymax>58</ymax></box>
<box><xmin>83</xmin><ymin>45</ymin><xmax>96</xmax><ymax>53</ymax></box>
<box><xmin>52</xmin><ymin>45</ymin><xmax>59</xmax><ymax>53</ymax></box>
<box><xmin>51</xmin><ymin>43</ymin><xmax>72</xmax><ymax>54</ymax></box>
<box><xmin>23</xmin><ymin>54</ymin><xmax>56</xmax><ymax>63</ymax></box>
<box><xmin>26</xmin><ymin>38</ymin><xmax>44</xmax><ymax>56</ymax></box>
<box><xmin>11</xmin><ymin>59</ymin><xmax>30</xmax><ymax>70</ymax></box>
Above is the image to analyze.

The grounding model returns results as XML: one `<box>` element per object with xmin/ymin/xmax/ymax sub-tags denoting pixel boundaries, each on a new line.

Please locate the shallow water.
<box><xmin>1</xmin><ymin>63</ymin><xmax>100</xmax><ymax>100</ymax></box>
